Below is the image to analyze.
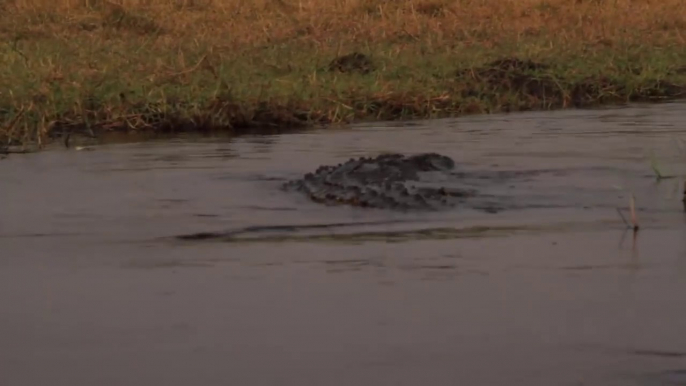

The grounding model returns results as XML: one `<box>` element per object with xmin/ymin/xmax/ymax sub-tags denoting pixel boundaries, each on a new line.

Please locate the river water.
<box><xmin>2</xmin><ymin>102</ymin><xmax>686</xmax><ymax>386</ymax></box>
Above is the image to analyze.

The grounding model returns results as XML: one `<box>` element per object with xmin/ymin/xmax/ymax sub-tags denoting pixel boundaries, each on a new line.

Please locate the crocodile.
<box><xmin>281</xmin><ymin>153</ymin><xmax>481</xmax><ymax>211</ymax></box>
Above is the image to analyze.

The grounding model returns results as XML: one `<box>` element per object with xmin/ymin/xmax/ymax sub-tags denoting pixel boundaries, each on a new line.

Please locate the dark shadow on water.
<box><xmin>171</xmin><ymin>219</ymin><xmax>620</xmax><ymax>244</ymax></box>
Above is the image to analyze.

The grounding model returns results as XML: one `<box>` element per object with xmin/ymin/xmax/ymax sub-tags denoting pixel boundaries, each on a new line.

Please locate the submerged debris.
<box><xmin>328</xmin><ymin>52</ymin><xmax>376</xmax><ymax>74</ymax></box>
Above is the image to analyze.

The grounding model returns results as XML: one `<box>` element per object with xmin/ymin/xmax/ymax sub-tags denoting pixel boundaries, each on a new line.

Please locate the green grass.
<box><xmin>2</xmin><ymin>0</ymin><xmax>686</xmax><ymax>151</ymax></box>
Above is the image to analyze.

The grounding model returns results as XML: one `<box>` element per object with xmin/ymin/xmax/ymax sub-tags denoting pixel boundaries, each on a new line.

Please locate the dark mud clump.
<box><xmin>282</xmin><ymin>153</ymin><xmax>476</xmax><ymax>211</ymax></box>
<box><xmin>456</xmin><ymin>58</ymin><xmax>552</xmax><ymax>93</ymax></box>
<box><xmin>100</xmin><ymin>3</ymin><xmax>164</xmax><ymax>35</ymax></box>
<box><xmin>328</xmin><ymin>52</ymin><xmax>376</xmax><ymax>74</ymax></box>
<box><xmin>482</xmin><ymin>58</ymin><xmax>551</xmax><ymax>73</ymax></box>
<box><xmin>456</xmin><ymin>57</ymin><xmax>686</xmax><ymax>108</ymax></box>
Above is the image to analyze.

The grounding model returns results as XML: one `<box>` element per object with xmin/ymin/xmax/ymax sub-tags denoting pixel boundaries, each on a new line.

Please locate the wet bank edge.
<box><xmin>2</xmin><ymin>56</ymin><xmax>686</xmax><ymax>154</ymax></box>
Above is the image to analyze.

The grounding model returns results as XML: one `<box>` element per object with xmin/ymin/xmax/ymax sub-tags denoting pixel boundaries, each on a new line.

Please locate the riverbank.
<box><xmin>2</xmin><ymin>0</ymin><xmax>686</xmax><ymax>150</ymax></box>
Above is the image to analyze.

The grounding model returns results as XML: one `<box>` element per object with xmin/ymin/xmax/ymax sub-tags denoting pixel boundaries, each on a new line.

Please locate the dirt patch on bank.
<box><xmin>456</xmin><ymin>57</ymin><xmax>686</xmax><ymax>109</ymax></box>
<box><xmin>328</xmin><ymin>52</ymin><xmax>376</xmax><ymax>74</ymax></box>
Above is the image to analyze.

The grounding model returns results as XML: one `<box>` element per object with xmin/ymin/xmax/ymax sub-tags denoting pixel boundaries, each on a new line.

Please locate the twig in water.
<box><xmin>616</xmin><ymin>208</ymin><xmax>631</xmax><ymax>228</ymax></box>
<box><xmin>616</xmin><ymin>194</ymin><xmax>639</xmax><ymax>231</ymax></box>
<box><xmin>629</xmin><ymin>194</ymin><xmax>639</xmax><ymax>231</ymax></box>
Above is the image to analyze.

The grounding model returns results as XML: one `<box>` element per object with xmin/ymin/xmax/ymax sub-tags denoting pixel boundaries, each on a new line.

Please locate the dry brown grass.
<box><xmin>5</xmin><ymin>0</ymin><xmax>683</xmax><ymax>48</ymax></box>
<box><xmin>1</xmin><ymin>0</ymin><xmax>686</xmax><ymax>150</ymax></box>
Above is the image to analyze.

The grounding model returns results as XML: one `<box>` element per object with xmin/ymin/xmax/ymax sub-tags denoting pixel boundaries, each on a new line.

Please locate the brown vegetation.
<box><xmin>1</xmin><ymin>0</ymin><xmax>686</xmax><ymax>150</ymax></box>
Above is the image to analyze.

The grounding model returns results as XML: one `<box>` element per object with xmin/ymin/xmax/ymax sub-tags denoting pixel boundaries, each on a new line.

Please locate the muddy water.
<box><xmin>2</xmin><ymin>102</ymin><xmax>686</xmax><ymax>386</ymax></box>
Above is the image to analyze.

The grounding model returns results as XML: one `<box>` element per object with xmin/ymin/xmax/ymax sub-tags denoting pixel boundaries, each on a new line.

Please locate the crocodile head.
<box><xmin>282</xmin><ymin>153</ymin><xmax>475</xmax><ymax>211</ymax></box>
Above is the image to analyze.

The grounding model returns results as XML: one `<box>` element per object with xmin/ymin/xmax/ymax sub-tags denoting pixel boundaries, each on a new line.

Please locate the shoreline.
<box><xmin>2</xmin><ymin>0</ymin><xmax>686</xmax><ymax>151</ymax></box>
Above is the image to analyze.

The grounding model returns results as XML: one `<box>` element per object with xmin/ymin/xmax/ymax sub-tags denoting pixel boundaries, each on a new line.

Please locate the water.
<box><xmin>2</xmin><ymin>102</ymin><xmax>686</xmax><ymax>386</ymax></box>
